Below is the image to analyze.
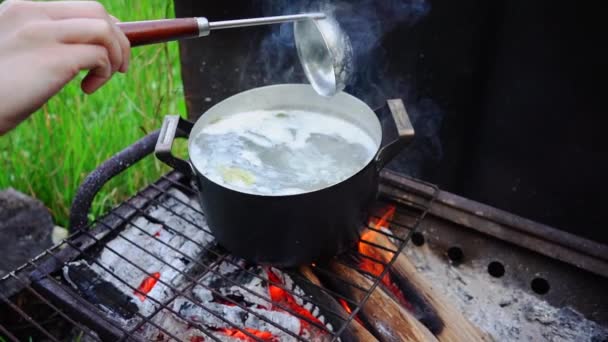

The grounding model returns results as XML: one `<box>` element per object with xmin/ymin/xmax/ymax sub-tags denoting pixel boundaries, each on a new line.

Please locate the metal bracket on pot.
<box><xmin>375</xmin><ymin>99</ymin><xmax>415</xmax><ymax>170</ymax></box>
<box><xmin>155</xmin><ymin>115</ymin><xmax>195</xmax><ymax>177</ymax></box>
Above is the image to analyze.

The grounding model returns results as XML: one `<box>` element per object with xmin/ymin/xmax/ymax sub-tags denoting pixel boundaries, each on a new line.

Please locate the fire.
<box><xmin>338</xmin><ymin>298</ymin><xmax>352</xmax><ymax>314</ymax></box>
<box><xmin>266</xmin><ymin>268</ymin><xmax>326</xmax><ymax>336</ymax></box>
<box><xmin>338</xmin><ymin>298</ymin><xmax>364</xmax><ymax>325</ymax></box>
<box><xmin>216</xmin><ymin>328</ymin><xmax>277</xmax><ymax>341</ymax></box>
<box><xmin>134</xmin><ymin>272</ymin><xmax>160</xmax><ymax>301</ymax></box>
<box><xmin>359</xmin><ymin>205</ymin><xmax>414</xmax><ymax>311</ymax></box>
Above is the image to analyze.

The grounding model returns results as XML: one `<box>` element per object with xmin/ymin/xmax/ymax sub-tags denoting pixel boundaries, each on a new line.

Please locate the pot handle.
<box><xmin>155</xmin><ymin>115</ymin><xmax>195</xmax><ymax>177</ymax></box>
<box><xmin>375</xmin><ymin>99</ymin><xmax>415</xmax><ymax>170</ymax></box>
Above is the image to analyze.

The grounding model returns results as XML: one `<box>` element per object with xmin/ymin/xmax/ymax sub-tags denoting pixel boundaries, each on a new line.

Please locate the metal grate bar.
<box><xmin>7</xmin><ymin>272</ymin><xmax>101</xmax><ymax>341</ymax></box>
<box><xmin>0</xmin><ymin>324</ymin><xmax>19</xmax><ymax>342</ymax></box>
<box><xmin>0</xmin><ymin>171</ymin><xmax>438</xmax><ymax>342</ymax></box>
<box><xmin>310</xmin><ymin>266</ymin><xmax>370</xmax><ymax>294</ymax></box>
<box><xmin>0</xmin><ymin>289</ymin><xmax>61</xmax><ymax>342</ymax></box>
<box><xmin>61</xmin><ymin>238</ymin><xmax>227</xmax><ymax>342</ymax></box>
<box><xmin>69</xmin><ymin>226</ymin><xmax>300</xmax><ymax>342</ymax></box>
<box><xmin>17</xmin><ymin>242</ymin><xmax>185</xmax><ymax>342</ymax></box>
<box><xmin>119</xmin><ymin>190</ymin><xmax>352</xmax><ymax>327</ymax></box>
<box><xmin>121</xmin><ymin>281</ymin><xmax>208</xmax><ymax>342</ymax></box>
<box><xmin>137</xmin><ymin>189</ymin><xmax>394</xmax><ymax>325</ymax></box>
<box><xmin>285</xmin><ymin>272</ymin><xmax>362</xmax><ymax>308</ymax></box>
<box><xmin>350</xmin><ymin>250</ymin><xmax>391</xmax><ymax>266</ymax></box>
<box><xmin>30</xmin><ymin>250</ymin><xmax>178</xmax><ymax>342</ymax></box>
<box><xmin>102</xmin><ymin>208</ymin><xmax>333</xmax><ymax>338</ymax></box>
<box><xmin>118</xmin><ymin>181</ymin><xmax>433</xmax><ymax>341</ymax></box>
<box><xmin>145</xmin><ymin>184</ymin><xmax>413</xmax><ymax>299</ymax></box>
<box><xmin>358</xmin><ymin>238</ymin><xmax>401</xmax><ymax>254</ymax></box>
<box><xmin>332</xmin><ymin>192</ymin><xmax>439</xmax><ymax>340</ymax></box>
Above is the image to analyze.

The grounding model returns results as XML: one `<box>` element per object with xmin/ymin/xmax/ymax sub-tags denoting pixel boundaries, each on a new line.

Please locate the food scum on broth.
<box><xmin>190</xmin><ymin>110</ymin><xmax>377</xmax><ymax>196</ymax></box>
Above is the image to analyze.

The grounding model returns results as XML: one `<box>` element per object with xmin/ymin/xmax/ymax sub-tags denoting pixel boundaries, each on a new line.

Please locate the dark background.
<box><xmin>174</xmin><ymin>0</ymin><xmax>608</xmax><ymax>244</ymax></box>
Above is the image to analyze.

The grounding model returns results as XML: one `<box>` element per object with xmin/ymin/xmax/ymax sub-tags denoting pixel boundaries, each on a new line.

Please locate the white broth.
<box><xmin>190</xmin><ymin>109</ymin><xmax>377</xmax><ymax>195</ymax></box>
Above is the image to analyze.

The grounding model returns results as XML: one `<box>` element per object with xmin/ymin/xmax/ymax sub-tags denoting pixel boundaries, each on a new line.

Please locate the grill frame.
<box><xmin>0</xmin><ymin>137</ymin><xmax>438</xmax><ymax>342</ymax></box>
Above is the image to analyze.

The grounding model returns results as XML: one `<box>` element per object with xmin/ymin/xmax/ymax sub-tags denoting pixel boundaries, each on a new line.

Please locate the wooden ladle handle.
<box><xmin>117</xmin><ymin>18</ymin><xmax>200</xmax><ymax>47</ymax></box>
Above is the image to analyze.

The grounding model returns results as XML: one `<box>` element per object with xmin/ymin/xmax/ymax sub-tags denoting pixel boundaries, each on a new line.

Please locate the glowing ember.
<box><xmin>338</xmin><ymin>298</ymin><xmax>364</xmax><ymax>325</ymax></box>
<box><xmin>154</xmin><ymin>231</ymin><xmax>161</xmax><ymax>237</ymax></box>
<box><xmin>266</xmin><ymin>268</ymin><xmax>326</xmax><ymax>336</ymax></box>
<box><xmin>359</xmin><ymin>205</ymin><xmax>414</xmax><ymax>311</ymax></box>
<box><xmin>217</xmin><ymin>328</ymin><xmax>276</xmax><ymax>341</ymax></box>
<box><xmin>339</xmin><ymin>298</ymin><xmax>352</xmax><ymax>315</ymax></box>
<box><xmin>134</xmin><ymin>272</ymin><xmax>160</xmax><ymax>301</ymax></box>
<box><xmin>190</xmin><ymin>336</ymin><xmax>205</xmax><ymax>342</ymax></box>
<box><xmin>368</xmin><ymin>205</ymin><xmax>396</xmax><ymax>230</ymax></box>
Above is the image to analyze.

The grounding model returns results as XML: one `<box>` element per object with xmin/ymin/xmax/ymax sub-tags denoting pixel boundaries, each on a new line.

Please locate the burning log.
<box><xmin>363</xmin><ymin>205</ymin><xmax>492</xmax><ymax>341</ymax></box>
<box><xmin>321</xmin><ymin>261</ymin><xmax>438</xmax><ymax>342</ymax></box>
<box><xmin>296</xmin><ymin>266</ymin><xmax>378</xmax><ymax>342</ymax></box>
<box><xmin>369</xmin><ymin>232</ymin><xmax>492</xmax><ymax>341</ymax></box>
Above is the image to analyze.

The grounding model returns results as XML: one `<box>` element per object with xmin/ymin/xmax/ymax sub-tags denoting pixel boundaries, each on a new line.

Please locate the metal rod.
<box><xmin>209</xmin><ymin>12</ymin><xmax>326</xmax><ymax>30</ymax></box>
<box><xmin>61</xmin><ymin>239</ymin><xmax>226</xmax><ymax>342</ymax></box>
<box><xmin>103</xmin><ymin>208</ymin><xmax>332</xmax><ymax>337</ymax></box>
<box><xmin>0</xmin><ymin>290</ymin><xmax>61</xmax><ymax>342</ymax></box>
<box><xmin>9</xmin><ymin>274</ymin><xmax>102</xmax><ymax>341</ymax></box>
<box><xmin>0</xmin><ymin>170</ymin><xmax>438</xmax><ymax>341</ymax></box>
<box><xmin>30</xmin><ymin>258</ymin><xmax>177</xmax><ymax>342</ymax></box>
<box><xmin>141</xmin><ymin>184</ymin><xmax>353</xmax><ymax>318</ymax></box>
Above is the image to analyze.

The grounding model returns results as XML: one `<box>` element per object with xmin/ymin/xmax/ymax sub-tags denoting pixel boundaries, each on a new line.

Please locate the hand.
<box><xmin>0</xmin><ymin>0</ymin><xmax>131</xmax><ymax>135</ymax></box>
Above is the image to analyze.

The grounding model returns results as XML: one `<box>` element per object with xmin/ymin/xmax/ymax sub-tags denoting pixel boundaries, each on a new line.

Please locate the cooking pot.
<box><xmin>155</xmin><ymin>84</ymin><xmax>413</xmax><ymax>266</ymax></box>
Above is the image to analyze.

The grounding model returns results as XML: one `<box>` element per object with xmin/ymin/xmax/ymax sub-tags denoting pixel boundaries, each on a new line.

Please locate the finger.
<box><xmin>82</xmin><ymin>63</ymin><xmax>112</xmax><ymax>94</ymax></box>
<box><xmin>42</xmin><ymin>18</ymin><xmax>123</xmax><ymax>73</ymax></box>
<box><xmin>105</xmin><ymin>15</ymin><xmax>130</xmax><ymax>72</ymax></box>
<box><xmin>111</xmin><ymin>18</ymin><xmax>131</xmax><ymax>73</ymax></box>
<box><xmin>27</xmin><ymin>1</ymin><xmax>130</xmax><ymax>72</ymax></box>
<box><xmin>62</xmin><ymin>44</ymin><xmax>112</xmax><ymax>94</ymax></box>
<box><xmin>30</xmin><ymin>1</ymin><xmax>111</xmax><ymax>20</ymax></box>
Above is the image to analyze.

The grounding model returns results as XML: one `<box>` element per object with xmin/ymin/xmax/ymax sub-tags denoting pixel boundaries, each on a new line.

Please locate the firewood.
<box><xmin>298</xmin><ymin>266</ymin><xmax>378</xmax><ymax>342</ymax></box>
<box><xmin>321</xmin><ymin>262</ymin><xmax>439</xmax><ymax>342</ymax></box>
<box><xmin>374</xmin><ymin>233</ymin><xmax>493</xmax><ymax>341</ymax></box>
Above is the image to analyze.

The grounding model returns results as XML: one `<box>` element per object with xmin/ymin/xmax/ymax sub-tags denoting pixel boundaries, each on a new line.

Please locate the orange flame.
<box><xmin>134</xmin><ymin>272</ymin><xmax>160</xmax><ymax>301</ymax></box>
<box><xmin>266</xmin><ymin>268</ymin><xmax>325</xmax><ymax>336</ymax></box>
<box><xmin>359</xmin><ymin>206</ymin><xmax>414</xmax><ymax>311</ymax></box>
<box><xmin>338</xmin><ymin>298</ymin><xmax>353</xmax><ymax>315</ymax></box>
<box><xmin>217</xmin><ymin>328</ymin><xmax>276</xmax><ymax>341</ymax></box>
<box><xmin>338</xmin><ymin>298</ymin><xmax>364</xmax><ymax>325</ymax></box>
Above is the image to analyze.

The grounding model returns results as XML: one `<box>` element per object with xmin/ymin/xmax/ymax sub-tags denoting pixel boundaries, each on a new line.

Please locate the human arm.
<box><xmin>0</xmin><ymin>0</ymin><xmax>130</xmax><ymax>135</ymax></box>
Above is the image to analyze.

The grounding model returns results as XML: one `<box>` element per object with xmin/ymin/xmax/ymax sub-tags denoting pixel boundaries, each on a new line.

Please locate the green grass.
<box><xmin>0</xmin><ymin>1</ymin><xmax>186</xmax><ymax>228</ymax></box>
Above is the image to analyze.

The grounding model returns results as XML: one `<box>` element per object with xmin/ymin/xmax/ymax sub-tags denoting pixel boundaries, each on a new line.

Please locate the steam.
<box><xmin>244</xmin><ymin>0</ymin><xmax>443</xmax><ymax>177</ymax></box>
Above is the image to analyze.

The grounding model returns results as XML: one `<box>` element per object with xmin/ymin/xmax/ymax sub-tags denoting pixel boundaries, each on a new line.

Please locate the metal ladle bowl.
<box><xmin>294</xmin><ymin>17</ymin><xmax>353</xmax><ymax>97</ymax></box>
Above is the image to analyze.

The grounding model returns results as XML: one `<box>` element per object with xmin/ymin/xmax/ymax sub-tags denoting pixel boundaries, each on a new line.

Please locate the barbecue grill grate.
<box><xmin>0</xmin><ymin>171</ymin><xmax>437</xmax><ymax>342</ymax></box>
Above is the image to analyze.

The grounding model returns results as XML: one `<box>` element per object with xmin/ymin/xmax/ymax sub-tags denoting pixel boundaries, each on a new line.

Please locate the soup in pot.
<box><xmin>190</xmin><ymin>109</ymin><xmax>376</xmax><ymax>196</ymax></box>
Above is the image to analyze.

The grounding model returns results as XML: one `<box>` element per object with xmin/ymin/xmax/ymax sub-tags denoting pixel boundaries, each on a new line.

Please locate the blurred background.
<box><xmin>1</xmin><ymin>0</ymin><xmax>606</xmax><ymax>245</ymax></box>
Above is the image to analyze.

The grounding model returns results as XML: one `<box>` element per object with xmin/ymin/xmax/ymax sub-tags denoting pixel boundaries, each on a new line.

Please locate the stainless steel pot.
<box><xmin>155</xmin><ymin>84</ymin><xmax>414</xmax><ymax>266</ymax></box>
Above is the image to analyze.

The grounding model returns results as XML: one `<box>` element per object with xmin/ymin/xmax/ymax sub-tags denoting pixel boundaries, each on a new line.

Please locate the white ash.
<box><xmin>268</xmin><ymin>266</ymin><xmax>331</xmax><ymax>333</ymax></box>
<box><xmin>138</xmin><ymin>260</ymin><xmax>334</xmax><ymax>341</ymax></box>
<box><xmin>175</xmin><ymin>297</ymin><xmax>301</xmax><ymax>340</ymax></box>
<box><xmin>65</xmin><ymin>188</ymin><xmax>213</xmax><ymax>324</ymax></box>
<box><xmin>403</xmin><ymin>244</ymin><xmax>608</xmax><ymax>341</ymax></box>
<box><xmin>193</xmin><ymin>260</ymin><xmax>270</xmax><ymax>309</ymax></box>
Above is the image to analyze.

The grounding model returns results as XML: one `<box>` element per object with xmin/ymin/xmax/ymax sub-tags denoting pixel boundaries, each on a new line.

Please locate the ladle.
<box><xmin>294</xmin><ymin>17</ymin><xmax>353</xmax><ymax>96</ymax></box>
<box><xmin>117</xmin><ymin>13</ymin><xmax>352</xmax><ymax>96</ymax></box>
